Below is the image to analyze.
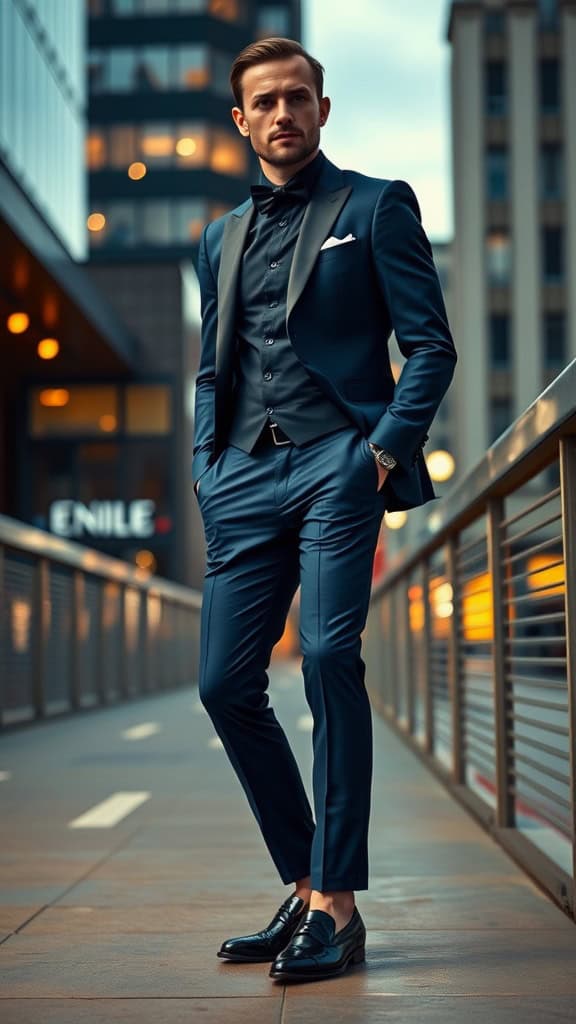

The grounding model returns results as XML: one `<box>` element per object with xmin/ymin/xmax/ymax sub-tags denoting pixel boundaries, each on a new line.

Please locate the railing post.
<box><xmin>32</xmin><ymin>558</ymin><xmax>49</xmax><ymax>720</ymax></box>
<box><xmin>95</xmin><ymin>578</ymin><xmax>106</xmax><ymax>706</ymax></box>
<box><xmin>0</xmin><ymin>545</ymin><xmax>5</xmax><ymax>729</ymax></box>
<box><xmin>70</xmin><ymin>570</ymin><xmax>83</xmax><ymax>711</ymax></box>
<box><xmin>422</xmin><ymin>558</ymin><xmax>434</xmax><ymax>755</ymax></box>
<box><xmin>447</xmin><ymin>537</ymin><xmax>464</xmax><ymax>784</ymax></box>
<box><xmin>559</xmin><ymin>437</ymin><xmax>576</xmax><ymax>906</ymax></box>
<box><xmin>487</xmin><ymin>497</ymin><xmax>515</xmax><ymax>828</ymax></box>
<box><xmin>118</xmin><ymin>584</ymin><xmax>128</xmax><ymax>699</ymax></box>
<box><xmin>403</xmin><ymin>578</ymin><xmax>415</xmax><ymax>735</ymax></box>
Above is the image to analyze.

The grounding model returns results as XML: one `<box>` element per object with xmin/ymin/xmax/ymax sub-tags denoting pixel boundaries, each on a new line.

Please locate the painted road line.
<box><xmin>208</xmin><ymin>737</ymin><xmax>224</xmax><ymax>750</ymax></box>
<box><xmin>68</xmin><ymin>791</ymin><xmax>150</xmax><ymax>829</ymax></box>
<box><xmin>297</xmin><ymin>714</ymin><xmax>314</xmax><ymax>732</ymax></box>
<box><xmin>121</xmin><ymin>722</ymin><xmax>161</xmax><ymax>740</ymax></box>
<box><xmin>0</xmin><ymin>770</ymin><xmax>12</xmax><ymax>782</ymax></box>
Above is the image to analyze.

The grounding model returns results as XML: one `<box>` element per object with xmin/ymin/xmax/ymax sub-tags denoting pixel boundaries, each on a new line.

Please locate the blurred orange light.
<box><xmin>39</xmin><ymin>388</ymin><xmax>69</xmax><ymax>407</ymax></box>
<box><xmin>526</xmin><ymin>555</ymin><xmax>564</xmax><ymax>596</ymax></box>
<box><xmin>87</xmin><ymin>212</ymin><xmax>106</xmax><ymax>232</ymax></box>
<box><xmin>128</xmin><ymin>161</ymin><xmax>147</xmax><ymax>180</ymax></box>
<box><xmin>141</xmin><ymin>135</ymin><xmax>173</xmax><ymax>157</ymax></box>
<box><xmin>99</xmin><ymin>414</ymin><xmax>117</xmax><ymax>432</ymax></box>
<box><xmin>135</xmin><ymin>549</ymin><xmax>156</xmax><ymax>572</ymax></box>
<box><xmin>7</xmin><ymin>312</ymin><xmax>29</xmax><ymax>334</ymax></box>
<box><xmin>37</xmin><ymin>338</ymin><xmax>60</xmax><ymax>360</ymax></box>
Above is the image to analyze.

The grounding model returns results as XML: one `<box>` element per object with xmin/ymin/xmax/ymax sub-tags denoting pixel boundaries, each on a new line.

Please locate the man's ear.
<box><xmin>232</xmin><ymin>106</ymin><xmax>250</xmax><ymax>136</ymax></box>
<box><xmin>319</xmin><ymin>96</ymin><xmax>331</xmax><ymax>128</ymax></box>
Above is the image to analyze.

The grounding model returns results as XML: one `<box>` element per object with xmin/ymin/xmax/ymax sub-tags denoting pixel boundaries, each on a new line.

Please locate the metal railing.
<box><xmin>0</xmin><ymin>516</ymin><xmax>201</xmax><ymax>727</ymax></box>
<box><xmin>364</xmin><ymin>359</ymin><xmax>576</xmax><ymax>921</ymax></box>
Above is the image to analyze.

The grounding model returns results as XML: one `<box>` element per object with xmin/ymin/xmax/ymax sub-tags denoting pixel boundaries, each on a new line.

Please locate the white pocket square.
<box><xmin>320</xmin><ymin>233</ymin><xmax>357</xmax><ymax>251</ymax></box>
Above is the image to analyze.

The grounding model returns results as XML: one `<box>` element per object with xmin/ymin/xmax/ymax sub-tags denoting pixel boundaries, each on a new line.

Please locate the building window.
<box><xmin>490</xmin><ymin>396</ymin><xmax>513</xmax><ymax>444</ymax></box>
<box><xmin>209</xmin><ymin>0</ymin><xmax>244</xmax><ymax>21</ymax></box>
<box><xmin>30</xmin><ymin>387</ymin><xmax>120</xmax><ymax>437</ymax></box>
<box><xmin>87</xmin><ymin>130</ymin><xmax>107</xmax><ymax>170</ymax></box>
<box><xmin>539</xmin><ymin>0</ymin><xmax>559</xmax><ymax>28</ymax></box>
<box><xmin>540</xmin><ymin>143</ymin><xmax>563</xmax><ymax>199</ymax></box>
<box><xmin>88</xmin><ymin>198</ymin><xmax>214</xmax><ymax>249</ymax></box>
<box><xmin>486</xmin><ymin>231</ymin><xmax>511</xmax><ymax>285</ymax></box>
<box><xmin>108</xmin><ymin>48</ymin><xmax>138</xmax><ymax>91</ymax></box>
<box><xmin>177</xmin><ymin>46</ymin><xmax>210</xmax><ymax>89</ymax></box>
<box><xmin>174</xmin><ymin>123</ymin><xmax>209</xmax><ymax>165</ymax></box>
<box><xmin>543</xmin><ymin>313</ymin><xmax>566</xmax><ymax>369</ymax></box>
<box><xmin>126</xmin><ymin>386</ymin><xmax>172</xmax><ymax>435</ymax></box>
<box><xmin>489</xmin><ymin>315</ymin><xmax>510</xmax><ymax>368</ymax></box>
<box><xmin>486</xmin><ymin>61</ymin><xmax>507</xmax><ymax>116</ymax></box>
<box><xmin>486</xmin><ymin>146</ymin><xmax>508</xmax><ymax>200</ymax></box>
<box><xmin>257</xmin><ymin>6</ymin><xmax>291</xmax><ymax>36</ymax></box>
<box><xmin>88</xmin><ymin>50</ymin><xmax>107</xmax><ymax>92</ymax></box>
<box><xmin>542</xmin><ymin>227</ymin><xmax>564</xmax><ymax>281</ymax></box>
<box><xmin>540</xmin><ymin>58</ymin><xmax>560</xmax><ymax>113</ymax></box>
<box><xmin>177</xmin><ymin>199</ymin><xmax>209</xmax><ymax>242</ymax></box>
<box><xmin>140</xmin><ymin>124</ymin><xmax>174</xmax><ymax>164</ymax></box>
<box><xmin>485</xmin><ymin>12</ymin><xmax>505</xmax><ymax>33</ymax></box>
<box><xmin>108</xmin><ymin>125</ymin><xmax>137</xmax><ymax>167</ymax></box>
<box><xmin>210</xmin><ymin>129</ymin><xmax>248</xmax><ymax>175</ymax></box>
<box><xmin>134</xmin><ymin>47</ymin><xmax>170</xmax><ymax>90</ymax></box>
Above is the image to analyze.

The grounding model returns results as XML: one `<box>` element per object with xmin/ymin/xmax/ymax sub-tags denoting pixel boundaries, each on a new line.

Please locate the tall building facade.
<box><xmin>86</xmin><ymin>0</ymin><xmax>302</xmax><ymax>260</ymax></box>
<box><xmin>448</xmin><ymin>0</ymin><xmax>576</xmax><ymax>474</ymax></box>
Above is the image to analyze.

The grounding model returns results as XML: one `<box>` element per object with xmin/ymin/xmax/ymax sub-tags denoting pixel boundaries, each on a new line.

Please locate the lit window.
<box><xmin>87</xmin><ymin>130</ymin><xmax>107</xmax><ymax>170</ymax></box>
<box><xmin>211</xmin><ymin>129</ymin><xmax>248</xmax><ymax>175</ymax></box>
<box><xmin>177</xmin><ymin>46</ymin><xmax>210</xmax><ymax>89</ymax></box>
<box><xmin>126</xmin><ymin>386</ymin><xmax>172</xmax><ymax>434</ymax></box>
<box><xmin>30</xmin><ymin>387</ymin><xmax>120</xmax><ymax>437</ymax></box>
<box><xmin>140</xmin><ymin>124</ymin><xmax>174</xmax><ymax>164</ymax></box>
<box><xmin>209</xmin><ymin>0</ymin><xmax>243</xmax><ymax>21</ymax></box>
<box><xmin>486</xmin><ymin>231</ymin><xmax>511</xmax><ymax>284</ymax></box>
<box><xmin>109</xmin><ymin>124</ymin><xmax>137</xmax><ymax>167</ymax></box>
<box><xmin>486</xmin><ymin>146</ymin><xmax>508</xmax><ymax>200</ymax></box>
<box><xmin>175</xmin><ymin>124</ymin><xmax>208</xmax><ymax>165</ymax></box>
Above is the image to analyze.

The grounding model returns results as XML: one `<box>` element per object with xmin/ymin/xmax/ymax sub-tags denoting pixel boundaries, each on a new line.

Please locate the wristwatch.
<box><xmin>368</xmin><ymin>442</ymin><xmax>397</xmax><ymax>471</ymax></box>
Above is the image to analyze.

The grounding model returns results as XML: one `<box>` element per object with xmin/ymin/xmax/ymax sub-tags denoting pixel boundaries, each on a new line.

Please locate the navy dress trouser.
<box><xmin>197</xmin><ymin>424</ymin><xmax>387</xmax><ymax>891</ymax></box>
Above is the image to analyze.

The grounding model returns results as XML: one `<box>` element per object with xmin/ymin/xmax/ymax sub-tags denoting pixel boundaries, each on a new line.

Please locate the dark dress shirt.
<box><xmin>227</xmin><ymin>151</ymin><xmax>350</xmax><ymax>451</ymax></box>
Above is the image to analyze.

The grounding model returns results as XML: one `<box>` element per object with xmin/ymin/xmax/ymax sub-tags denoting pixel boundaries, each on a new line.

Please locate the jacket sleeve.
<box><xmin>192</xmin><ymin>224</ymin><xmax>218</xmax><ymax>487</ymax></box>
<box><xmin>368</xmin><ymin>179</ymin><xmax>457</xmax><ymax>474</ymax></box>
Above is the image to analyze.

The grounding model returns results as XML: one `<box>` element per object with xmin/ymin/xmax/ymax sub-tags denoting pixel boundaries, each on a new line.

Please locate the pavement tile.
<box><xmin>0</xmin><ymin>999</ymin><xmax>282</xmax><ymax>1024</ymax></box>
<box><xmin>282</xmin><ymin>995</ymin><xmax>576</xmax><ymax>1023</ymax></box>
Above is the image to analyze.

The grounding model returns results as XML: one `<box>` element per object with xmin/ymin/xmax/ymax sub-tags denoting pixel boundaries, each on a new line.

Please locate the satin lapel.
<box><xmin>286</xmin><ymin>185</ymin><xmax>352</xmax><ymax>320</ymax></box>
<box><xmin>215</xmin><ymin>204</ymin><xmax>254</xmax><ymax>376</ymax></box>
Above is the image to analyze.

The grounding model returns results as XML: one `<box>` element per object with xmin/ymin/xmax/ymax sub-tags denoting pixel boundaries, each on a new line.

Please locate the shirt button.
<box><xmin>264</xmin><ymin>337</ymin><xmax>274</xmax><ymax>346</ymax></box>
<box><xmin>269</xmin><ymin>300</ymin><xmax>278</xmax><ymax>308</ymax></box>
<box><xmin>266</xmin><ymin>406</ymin><xmax>274</xmax><ymax>415</ymax></box>
<box><xmin>270</xmin><ymin>260</ymin><xmax>279</xmax><ymax>269</ymax></box>
<box><xmin>263</xmin><ymin>371</ymin><xmax>273</xmax><ymax>381</ymax></box>
<box><xmin>279</xmin><ymin>219</ymin><xmax>287</xmax><ymax>228</ymax></box>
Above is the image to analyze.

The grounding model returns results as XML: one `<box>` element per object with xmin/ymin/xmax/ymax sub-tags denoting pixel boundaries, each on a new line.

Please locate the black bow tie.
<box><xmin>250</xmin><ymin>179</ymin><xmax>310</xmax><ymax>216</ymax></box>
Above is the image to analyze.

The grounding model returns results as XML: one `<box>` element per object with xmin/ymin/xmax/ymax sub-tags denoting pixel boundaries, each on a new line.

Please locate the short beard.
<box><xmin>253</xmin><ymin>129</ymin><xmax>320</xmax><ymax>169</ymax></box>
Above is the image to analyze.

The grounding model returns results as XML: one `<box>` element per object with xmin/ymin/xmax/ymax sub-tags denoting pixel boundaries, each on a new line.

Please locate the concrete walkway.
<box><xmin>0</xmin><ymin>659</ymin><xmax>575</xmax><ymax>1022</ymax></box>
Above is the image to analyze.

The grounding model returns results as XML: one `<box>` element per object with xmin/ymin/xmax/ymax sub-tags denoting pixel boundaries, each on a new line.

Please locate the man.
<box><xmin>193</xmin><ymin>37</ymin><xmax>456</xmax><ymax>982</ymax></box>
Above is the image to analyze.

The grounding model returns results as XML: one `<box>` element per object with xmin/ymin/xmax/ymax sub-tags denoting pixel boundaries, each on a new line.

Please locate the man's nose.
<box><xmin>275</xmin><ymin>102</ymin><xmax>293</xmax><ymax>123</ymax></box>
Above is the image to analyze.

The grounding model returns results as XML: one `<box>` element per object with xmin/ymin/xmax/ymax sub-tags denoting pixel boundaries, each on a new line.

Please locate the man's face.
<box><xmin>232</xmin><ymin>55</ymin><xmax>330</xmax><ymax>172</ymax></box>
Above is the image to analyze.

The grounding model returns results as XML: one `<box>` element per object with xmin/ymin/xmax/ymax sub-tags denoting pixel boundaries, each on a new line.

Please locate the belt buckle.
<box><xmin>269</xmin><ymin>422</ymin><xmax>291</xmax><ymax>447</ymax></box>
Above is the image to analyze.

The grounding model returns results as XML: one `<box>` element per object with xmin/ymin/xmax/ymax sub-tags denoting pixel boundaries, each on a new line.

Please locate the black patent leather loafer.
<box><xmin>217</xmin><ymin>894</ymin><xmax>309</xmax><ymax>963</ymax></box>
<box><xmin>269</xmin><ymin>906</ymin><xmax>366</xmax><ymax>981</ymax></box>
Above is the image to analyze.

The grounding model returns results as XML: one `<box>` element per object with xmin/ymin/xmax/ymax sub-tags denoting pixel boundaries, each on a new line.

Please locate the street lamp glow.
<box><xmin>426</xmin><ymin>449</ymin><xmax>455</xmax><ymax>483</ymax></box>
<box><xmin>128</xmin><ymin>161</ymin><xmax>147</xmax><ymax>180</ymax></box>
<box><xmin>37</xmin><ymin>338</ymin><xmax>60</xmax><ymax>360</ymax></box>
<box><xmin>384</xmin><ymin>510</ymin><xmax>408</xmax><ymax>530</ymax></box>
<box><xmin>7</xmin><ymin>312</ymin><xmax>29</xmax><ymax>334</ymax></box>
<box><xmin>87</xmin><ymin>212</ymin><xmax>106</xmax><ymax>232</ymax></box>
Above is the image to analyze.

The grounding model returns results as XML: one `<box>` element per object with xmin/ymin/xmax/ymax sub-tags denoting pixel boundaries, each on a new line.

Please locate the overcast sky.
<box><xmin>304</xmin><ymin>1</ymin><xmax>453</xmax><ymax>240</ymax></box>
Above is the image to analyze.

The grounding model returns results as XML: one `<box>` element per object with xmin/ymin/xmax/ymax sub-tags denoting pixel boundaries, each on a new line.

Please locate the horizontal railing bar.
<box><xmin>464</xmin><ymin>724</ymin><xmax>496</xmax><ymax>747</ymax></box>
<box><xmin>505</xmin><ymin>635</ymin><xmax>566</xmax><ymax>646</ymax></box>
<box><xmin>502</xmin><ymin>534</ymin><xmax>563</xmax><ymax>565</ymax></box>
<box><xmin>501</xmin><ymin>486</ymin><xmax>562</xmax><ymax>528</ymax></box>
<box><xmin>457</xmin><ymin>551</ymin><xmax>488</xmax><ymax>573</ymax></box>
<box><xmin>505</xmin><ymin>655</ymin><xmax>566</xmax><ymax>666</ymax></box>
<box><xmin>502</xmin><ymin>588</ymin><xmax>565</xmax><ymax>606</ymax></box>
<box><xmin>509</xmin><ymin>712</ymin><xmax>569</xmax><ymax>737</ymax></box>
<box><xmin>510</xmin><ymin>694</ymin><xmax>567</xmax><ymax>712</ymax></box>
<box><xmin>510</xmin><ymin>792</ymin><xmax>571</xmax><ymax>835</ymax></box>
<box><xmin>510</xmin><ymin>771</ymin><xmax>571</xmax><ymax>809</ymax></box>
<box><xmin>504</xmin><ymin>560</ymin><xmax>565</xmax><ymax>587</ymax></box>
<box><xmin>507</xmin><ymin>612</ymin><xmax>566</xmax><ymax>626</ymax></box>
<box><xmin>501</xmin><ymin>510</ymin><xmax>562</xmax><ymax>548</ymax></box>
<box><xmin>509</xmin><ymin>731</ymin><xmax>570</xmax><ymax>761</ymax></box>
<box><xmin>512</xmin><ymin>750</ymin><xmax>570</xmax><ymax>785</ymax></box>
<box><xmin>507</xmin><ymin>676</ymin><xmax>568</xmax><ymax>691</ymax></box>
<box><xmin>457</xmin><ymin>533</ymin><xmax>488</xmax><ymax>557</ymax></box>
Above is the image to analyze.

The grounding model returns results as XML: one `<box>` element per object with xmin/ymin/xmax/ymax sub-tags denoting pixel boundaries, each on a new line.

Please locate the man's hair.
<box><xmin>230</xmin><ymin>37</ymin><xmax>325</xmax><ymax>108</ymax></box>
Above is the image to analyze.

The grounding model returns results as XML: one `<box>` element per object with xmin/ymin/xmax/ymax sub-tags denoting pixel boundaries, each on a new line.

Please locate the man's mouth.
<box><xmin>272</xmin><ymin>132</ymin><xmax>301</xmax><ymax>141</ymax></box>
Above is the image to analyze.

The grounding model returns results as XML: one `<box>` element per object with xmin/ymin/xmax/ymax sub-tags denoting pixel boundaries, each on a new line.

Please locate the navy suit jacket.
<box><xmin>193</xmin><ymin>155</ymin><xmax>457</xmax><ymax>512</ymax></box>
